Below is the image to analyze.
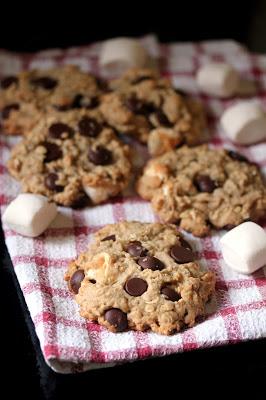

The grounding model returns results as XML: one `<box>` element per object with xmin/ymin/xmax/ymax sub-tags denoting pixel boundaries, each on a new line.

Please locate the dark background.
<box><xmin>0</xmin><ymin>1</ymin><xmax>266</xmax><ymax>53</ymax></box>
<box><xmin>1</xmin><ymin>2</ymin><xmax>266</xmax><ymax>399</ymax></box>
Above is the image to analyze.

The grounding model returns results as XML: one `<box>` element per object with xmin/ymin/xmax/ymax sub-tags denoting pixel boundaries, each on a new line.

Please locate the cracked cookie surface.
<box><xmin>100</xmin><ymin>68</ymin><xmax>206</xmax><ymax>154</ymax></box>
<box><xmin>0</xmin><ymin>65</ymin><xmax>106</xmax><ymax>135</ymax></box>
<box><xmin>65</xmin><ymin>221</ymin><xmax>215</xmax><ymax>335</ymax></box>
<box><xmin>137</xmin><ymin>145</ymin><xmax>266</xmax><ymax>236</ymax></box>
<box><xmin>7</xmin><ymin>109</ymin><xmax>131</xmax><ymax>206</ymax></box>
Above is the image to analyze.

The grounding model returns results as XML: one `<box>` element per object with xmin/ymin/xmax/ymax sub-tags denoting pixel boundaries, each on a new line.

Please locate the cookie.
<box><xmin>100</xmin><ymin>68</ymin><xmax>206</xmax><ymax>154</ymax></box>
<box><xmin>0</xmin><ymin>65</ymin><xmax>106</xmax><ymax>135</ymax></box>
<box><xmin>136</xmin><ymin>145</ymin><xmax>266</xmax><ymax>237</ymax></box>
<box><xmin>65</xmin><ymin>221</ymin><xmax>215</xmax><ymax>335</ymax></box>
<box><xmin>7</xmin><ymin>109</ymin><xmax>131</xmax><ymax>207</ymax></box>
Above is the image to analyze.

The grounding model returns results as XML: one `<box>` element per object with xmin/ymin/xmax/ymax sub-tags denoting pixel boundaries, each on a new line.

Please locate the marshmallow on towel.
<box><xmin>196</xmin><ymin>62</ymin><xmax>239</xmax><ymax>97</ymax></box>
<box><xmin>99</xmin><ymin>37</ymin><xmax>148</xmax><ymax>75</ymax></box>
<box><xmin>3</xmin><ymin>193</ymin><xmax>57</xmax><ymax>237</ymax></box>
<box><xmin>220</xmin><ymin>222</ymin><xmax>266</xmax><ymax>274</ymax></box>
<box><xmin>221</xmin><ymin>102</ymin><xmax>266</xmax><ymax>144</ymax></box>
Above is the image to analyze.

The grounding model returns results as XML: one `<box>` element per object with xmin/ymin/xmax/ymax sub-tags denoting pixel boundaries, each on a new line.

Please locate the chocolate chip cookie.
<box><xmin>0</xmin><ymin>65</ymin><xmax>106</xmax><ymax>135</ymax></box>
<box><xmin>100</xmin><ymin>68</ymin><xmax>206</xmax><ymax>154</ymax></box>
<box><xmin>65</xmin><ymin>221</ymin><xmax>215</xmax><ymax>335</ymax></box>
<box><xmin>137</xmin><ymin>145</ymin><xmax>266</xmax><ymax>236</ymax></box>
<box><xmin>7</xmin><ymin>109</ymin><xmax>131</xmax><ymax>206</ymax></box>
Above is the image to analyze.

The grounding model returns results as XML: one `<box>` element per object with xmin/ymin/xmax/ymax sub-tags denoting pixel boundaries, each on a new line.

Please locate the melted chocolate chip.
<box><xmin>48</xmin><ymin>123</ymin><xmax>74</xmax><ymax>139</ymax></box>
<box><xmin>71</xmin><ymin>194</ymin><xmax>90</xmax><ymax>209</ymax></box>
<box><xmin>70</xmin><ymin>270</ymin><xmax>85</xmax><ymax>294</ymax></box>
<box><xmin>31</xmin><ymin>77</ymin><xmax>58</xmax><ymax>89</ymax></box>
<box><xmin>104</xmin><ymin>308</ymin><xmax>128</xmax><ymax>332</ymax></box>
<box><xmin>86</xmin><ymin>97</ymin><xmax>100</xmax><ymax>109</ymax></box>
<box><xmin>41</xmin><ymin>142</ymin><xmax>62</xmax><ymax>162</ymax></box>
<box><xmin>78</xmin><ymin>117</ymin><xmax>101</xmax><ymax>137</ymax></box>
<box><xmin>124</xmin><ymin>97</ymin><xmax>156</xmax><ymax>115</ymax></box>
<box><xmin>161</xmin><ymin>286</ymin><xmax>180</xmax><ymax>301</ymax></box>
<box><xmin>1</xmin><ymin>76</ymin><xmax>18</xmax><ymax>89</ymax></box>
<box><xmin>194</xmin><ymin>175</ymin><xmax>217</xmax><ymax>193</ymax></box>
<box><xmin>44</xmin><ymin>173</ymin><xmax>64</xmax><ymax>192</ymax></box>
<box><xmin>179</xmin><ymin>237</ymin><xmax>192</xmax><ymax>250</ymax></box>
<box><xmin>174</xmin><ymin>88</ymin><xmax>187</xmax><ymax>96</ymax></box>
<box><xmin>138</xmin><ymin>256</ymin><xmax>165</xmax><ymax>271</ymax></box>
<box><xmin>227</xmin><ymin>150</ymin><xmax>249</xmax><ymax>163</ymax></box>
<box><xmin>131</xmin><ymin>76</ymin><xmax>153</xmax><ymax>85</ymax></box>
<box><xmin>2</xmin><ymin>103</ymin><xmax>20</xmax><ymax>119</ymax></box>
<box><xmin>101</xmin><ymin>234</ymin><xmax>116</xmax><ymax>242</ymax></box>
<box><xmin>170</xmin><ymin>245</ymin><xmax>195</xmax><ymax>263</ymax></box>
<box><xmin>125</xmin><ymin>241</ymin><xmax>147</xmax><ymax>257</ymax></box>
<box><xmin>223</xmin><ymin>224</ymin><xmax>236</xmax><ymax>230</ymax></box>
<box><xmin>155</xmin><ymin>109</ymin><xmax>173</xmax><ymax>127</ymax></box>
<box><xmin>88</xmin><ymin>146</ymin><xmax>112</xmax><ymax>165</ymax></box>
<box><xmin>124</xmin><ymin>278</ymin><xmax>148</xmax><ymax>296</ymax></box>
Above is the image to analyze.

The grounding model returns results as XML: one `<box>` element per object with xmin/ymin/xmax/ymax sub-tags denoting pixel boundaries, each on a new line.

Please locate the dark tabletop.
<box><xmin>1</xmin><ymin>221</ymin><xmax>266</xmax><ymax>400</ymax></box>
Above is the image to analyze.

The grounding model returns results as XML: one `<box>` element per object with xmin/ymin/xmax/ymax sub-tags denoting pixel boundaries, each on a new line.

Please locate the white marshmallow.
<box><xmin>221</xmin><ymin>102</ymin><xmax>266</xmax><ymax>144</ymax></box>
<box><xmin>83</xmin><ymin>185</ymin><xmax>116</xmax><ymax>204</ymax></box>
<box><xmin>220</xmin><ymin>222</ymin><xmax>266</xmax><ymax>274</ymax></box>
<box><xmin>99</xmin><ymin>37</ymin><xmax>148</xmax><ymax>75</ymax></box>
<box><xmin>196</xmin><ymin>62</ymin><xmax>239</xmax><ymax>97</ymax></box>
<box><xmin>2</xmin><ymin>193</ymin><xmax>57</xmax><ymax>237</ymax></box>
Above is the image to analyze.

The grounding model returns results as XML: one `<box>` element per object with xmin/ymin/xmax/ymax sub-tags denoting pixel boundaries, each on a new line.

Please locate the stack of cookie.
<box><xmin>1</xmin><ymin>64</ymin><xmax>266</xmax><ymax>335</ymax></box>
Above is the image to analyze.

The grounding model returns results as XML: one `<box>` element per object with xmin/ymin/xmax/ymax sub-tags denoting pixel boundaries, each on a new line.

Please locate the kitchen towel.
<box><xmin>0</xmin><ymin>35</ymin><xmax>265</xmax><ymax>373</ymax></box>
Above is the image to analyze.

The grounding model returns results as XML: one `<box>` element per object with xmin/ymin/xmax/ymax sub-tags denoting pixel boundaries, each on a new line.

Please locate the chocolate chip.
<box><xmin>227</xmin><ymin>150</ymin><xmax>249</xmax><ymax>163</ymax></box>
<box><xmin>124</xmin><ymin>97</ymin><xmax>156</xmax><ymax>115</ymax></box>
<box><xmin>131</xmin><ymin>76</ymin><xmax>152</xmax><ymax>85</ymax></box>
<box><xmin>179</xmin><ymin>237</ymin><xmax>192</xmax><ymax>250</ymax></box>
<box><xmin>170</xmin><ymin>244</ymin><xmax>195</xmax><ymax>263</ymax></box>
<box><xmin>70</xmin><ymin>270</ymin><xmax>85</xmax><ymax>294</ymax></box>
<box><xmin>1</xmin><ymin>76</ymin><xmax>18</xmax><ymax>89</ymax></box>
<box><xmin>2</xmin><ymin>103</ymin><xmax>20</xmax><ymax>119</ymax></box>
<box><xmin>72</xmin><ymin>94</ymin><xmax>84</xmax><ymax>108</ymax></box>
<box><xmin>104</xmin><ymin>308</ymin><xmax>128</xmax><ymax>332</ymax></box>
<box><xmin>174</xmin><ymin>88</ymin><xmax>187</xmax><ymax>96</ymax></box>
<box><xmin>41</xmin><ymin>142</ymin><xmax>62</xmax><ymax>162</ymax></box>
<box><xmin>161</xmin><ymin>286</ymin><xmax>180</xmax><ymax>301</ymax></box>
<box><xmin>71</xmin><ymin>194</ymin><xmax>90</xmax><ymax>209</ymax></box>
<box><xmin>124</xmin><ymin>278</ymin><xmax>148</xmax><ymax>296</ymax></box>
<box><xmin>223</xmin><ymin>224</ymin><xmax>236</xmax><ymax>230</ymax></box>
<box><xmin>53</xmin><ymin>104</ymin><xmax>71</xmax><ymax>112</ymax></box>
<box><xmin>78</xmin><ymin>117</ymin><xmax>101</xmax><ymax>137</ymax></box>
<box><xmin>101</xmin><ymin>234</ymin><xmax>116</xmax><ymax>242</ymax></box>
<box><xmin>125</xmin><ymin>241</ymin><xmax>147</xmax><ymax>257</ymax></box>
<box><xmin>48</xmin><ymin>123</ymin><xmax>74</xmax><ymax>139</ymax></box>
<box><xmin>95</xmin><ymin>77</ymin><xmax>109</xmax><ymax>91</ymax></box>
<box><xmin>86</xmin><ymin>97</ymin><xmax>100</xmax><ymax>109</ymax></box>
<box><xmin>89</xmin><ymin>279</ymin><xmax>96</xmax><ymax>284</ymax></box>
<box><xmin>194</xmin><ymin>175</ymin><xmax>216</xmax><ymax>193</ymax></box>
<box><xmin>31</xmin><ymin>77</ymin><xmax>58</xmax><ymax>89</ymax></box>
<box><xmin>88</xmin><ymin>146</ymin><xmax>112</xmax><ymax>165</ymax></box>
<box><xmin>155</xmin><ymin>109</ymin><xmax>173</xmax><ymax>127</ymax></box>
<box><xmin>138</xmin><ymin>256</ymin><xmax>165</xmax><ymax>271</ymax></box>
<box><xmin>44</xmin><ymin>173</ymin><xmax>64</xmax><ymax>192</ymax></box>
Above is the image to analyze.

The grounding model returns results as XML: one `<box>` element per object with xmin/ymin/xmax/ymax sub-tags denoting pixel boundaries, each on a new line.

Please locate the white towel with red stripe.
<box><xmin>0</xmin><ymin>36</ymin><xmax>265</xmax><ymax>373</ymax></box>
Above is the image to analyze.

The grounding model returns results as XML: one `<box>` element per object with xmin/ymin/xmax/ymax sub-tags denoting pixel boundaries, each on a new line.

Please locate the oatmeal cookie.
<box><xmin>65</xmin><ymin>221</ymin><xmax>215</xmax><ymax>335</ymax></box>
<box><xmin>136</xmin><ymin>145</ymin><xmax>266</xmax><ymax>236</ymax></box>
<box><xmin>0</xmin><ymin>65</ymin><xmax>106</xmax><ymax>135</ymax></box>
<box><xmin>7</xmin><ymin>109</ymin><xmax>131</xmax><ymax>206</ymax></box>
<box><xmin>100</xmin><ymin>68</ymin><xmax>206</xmax><ymax>153</ymax></box>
